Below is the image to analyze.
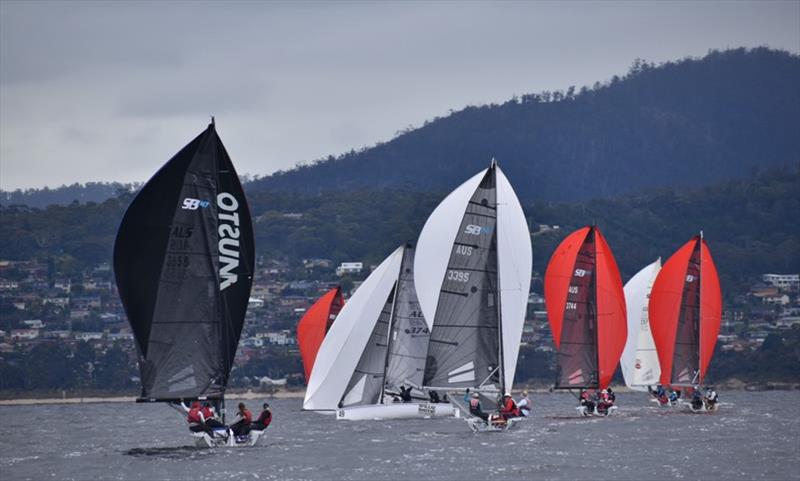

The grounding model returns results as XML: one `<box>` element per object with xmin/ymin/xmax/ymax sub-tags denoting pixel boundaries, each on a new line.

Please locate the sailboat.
<box><xmin>620</xmin><ymin>258</ymin><xmax>662</xmax><ymax>391</ymax></box>
<box><xmin>114</xmin><ymin>120</ymin><xmax>258</xmax><ymax>447</ymax></box>
<box><xmin>544</xmin><ymin>226</ymin><xmax>626</xmax><ymax>416</ymax></box>
<box><xmin>303</xmin><ymin>243</ymin><xmax>453</xmax><ymax>420</ymax></box>
<box><xmin>414</xmin><ymin>160</ymin><xmax>532</xmax><ymax>431</ymax></box>
<box><xmin>649</xmin><ymin>233</ymin><xmax>722</xmax><ymax>412</ymax></box>
<box><xmin>297</xmin><ymin>287</ymin><xmax>344</xmax><ymax>383</ymax></box>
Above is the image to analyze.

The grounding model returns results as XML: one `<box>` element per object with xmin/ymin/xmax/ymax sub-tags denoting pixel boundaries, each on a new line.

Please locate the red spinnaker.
<box><xmin>699</xmin><ymin>241</ymin><xmax>722</xmax><ymax>383</ymax></box>
<box><xmin>544</xmin><ymin>226</ymin><xmax>626</xmax><ymax>389</ymax></box>
<box><xmin>544</xmin><ymin>227</ymin><xmax>591</xmax><ymax>349</ymax></box>
<box><xmin>297</xmin><ymin>287</ymin><xmax>344</xmax><ymax>383</ymax></box>
<box><xmin>594</xmin><ymin>229</ymin><xmax>627</xmax><ymax>389</ymax></box>
<box><xmin>650</xmin><ymin>236</ymin><xmax>722</xmax><ymax>386</ymax></box>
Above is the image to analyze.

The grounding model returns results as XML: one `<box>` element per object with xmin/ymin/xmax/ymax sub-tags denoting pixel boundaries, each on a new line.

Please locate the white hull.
<box><xmin>335</xmin><ymin>402</ymin><xmax>459</xmax><ymax>421</ymax></box>
<box><xmin>577</xmin><ymin>405</ymin><xmax>618</xmax><ymax>417</ymax></box>
<box><xmin>191</xmin><ymin>428</ymin><xmax>265</xmax><ymax>448</ymax></box>
<box><xmin>467</xmin><ymin>416</ymin><xmax>526</xmax><ymax>433</ymax></box>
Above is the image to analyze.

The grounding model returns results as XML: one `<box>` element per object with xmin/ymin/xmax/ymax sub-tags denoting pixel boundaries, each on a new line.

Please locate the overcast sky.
<box><xmin>1</xmin><ymin>1</ymin><xmax>798</xmax><ymax>190</ymax></box>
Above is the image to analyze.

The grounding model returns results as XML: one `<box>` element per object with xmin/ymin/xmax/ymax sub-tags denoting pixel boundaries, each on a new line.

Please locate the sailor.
<box><xmin>668</xmin><ymin>389</ymin><xmax>681</xmax><ymax>405</ymax></box>
<box><xmin>230</xmin><ymin>402</ymin><xmax>253</xmax><ymax>436</ymax></box>
<box><xmin>606</xmin><ymin>387</ymin><xmax>616</xmax><ymax>404</ymax></box>
<box><xmin>251</xmin><ymin>402</ymin><xmax>273</xmax><ymax>431</ymax></box>
<box><xmin>429</xmin><ymin>390</ymin><xmax>440</xmax><ymax>403</ymax></box>
<box><xmin>400</xmin><ymin>386</ymin><xmax>412</xmax><ymax>403</ymax></box>
<box><xmin>579</xmin><ymin>389</ymin><xmax>596</xmax><ymax>412</ymax></box>
<box><xmin>185</xmin><ymin>401</ymin><xmax>208</xmax><ymax>433</ymax></box>
<box><xmin>499</xmin><ymin>392</ymin><xmax>520</xmax><ymax>419</ymax></box>
<box><xmin>691</xmin><ymin>388</ymin><xmax>704</xmax><ymax>410</ymax></box>
<box><xmin>517</xmin><ymin>390</ymin><xmax>532</xmax><ymax>417</ymax></box>
<box><xmin>469</xmin><ymin>392</ymin><xmax>489</xmax><ymax>422</ymax></box>
<box><xmin>597</xmin><ymin>389</ymin><xmax>612</xmax><ymax>413</ymax></box>
<box><xmin>704</xmin><ymin>387</ymin><xmax>718</xmax><ymax>410</ymax></box>
<box><xmin>200</xmin><ymin>402</ymin><xmax>228</xmax><ymax>432</ymax></box>
<box><xmin>649</xmin><ymin>385</ymin><xmax>669</xmax><ymax>405</ymax></box>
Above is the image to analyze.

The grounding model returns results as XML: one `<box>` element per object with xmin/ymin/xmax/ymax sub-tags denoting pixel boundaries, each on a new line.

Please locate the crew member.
<box><xmin>230</xmin><ymin>402</ymin><xmax>253</xmax><ymax>436</ymax></box>
<box><xmin>499</xmin><ymin>392</ymin><xmax>520</xmax><ymax>419</ymax></box>
<box><xmin>251</xmin><ymin>402</ymin><xmax>273</xmax><ymax>431</ymax></box>
<box><xmin>704</xmin><ymin>387</ymin><xmax>718</xmax><ymax>410</ymax></box>
<box><xmin>469</xmin><ymin>392</ymin><xmax>489</xmax><ymax>422</ymax></box>
<box><xmin>517</xmin><ymin>390</ymin><xmax>531</xmax><ymax>417</ymax></box>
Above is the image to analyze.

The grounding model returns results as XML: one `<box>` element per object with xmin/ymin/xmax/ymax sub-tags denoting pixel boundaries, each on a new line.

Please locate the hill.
<box><xmin>255</xmin><ymin>47</ymin><xmax>799</xmax><ymax>202</ymax></box>
<box><xmin>2</xmin><ymin>166</ymin><xmax>797</xmax><ymax>299</ymax></box>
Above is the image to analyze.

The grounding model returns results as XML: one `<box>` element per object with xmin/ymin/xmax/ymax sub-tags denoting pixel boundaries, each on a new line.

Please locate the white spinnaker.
<box><xmin>414</xmin><ymin>163</ymin><xmax>532</xmax><ymax>391</ymax></box>
<box><xmin>620</xmin><ymin>258</ymin><xmax>662</xmax><ymax>391</ymax></box>
<box><xmin>303</xmin><ymin>246</ymin><xmax>404</xmax><ymax>410</ymax></box>
<box><xmin>414</xmin><ymin>169</ymin><xmax>487</xmax><ymax>329</ymax></box>
<box><xmin>495</xmin><ymin>165</ymin><xmax>533</xmax><ymax>390</ymax></box>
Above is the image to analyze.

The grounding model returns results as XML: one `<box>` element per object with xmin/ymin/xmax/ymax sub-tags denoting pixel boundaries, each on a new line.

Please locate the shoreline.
<box><xmin>0</xmin><ymin>389</ymin><xmax>306</xmax><ymax>406</ymax></box>
<box><xmin>2</xmin><ymin>382</ymin><xmax>797</xmax><ymax>406</ymax></box>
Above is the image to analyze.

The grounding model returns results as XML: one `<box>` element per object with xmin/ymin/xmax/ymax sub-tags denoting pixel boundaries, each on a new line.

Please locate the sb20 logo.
<box><xmin>181</xmin><ymin>198</ymin><xmax>210</xmax><ymax>210</ymax></box>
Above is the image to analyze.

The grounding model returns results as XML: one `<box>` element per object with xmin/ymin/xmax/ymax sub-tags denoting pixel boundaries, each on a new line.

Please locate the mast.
<box><xmin>697</xmin><ymin>230</ymin><xmax>703</xmax><ymax>387</ymax></box>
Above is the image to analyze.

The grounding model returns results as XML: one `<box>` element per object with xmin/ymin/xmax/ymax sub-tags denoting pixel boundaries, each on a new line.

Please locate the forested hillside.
<box><xmin>2</xmin><ymin>166</ymin><xmax>797</xmax><ymax>299</ymax></box>
<box><xmin>256</xmin><ymin>47</ymin><xmax>799</xmax><ymax>202</ymax></box>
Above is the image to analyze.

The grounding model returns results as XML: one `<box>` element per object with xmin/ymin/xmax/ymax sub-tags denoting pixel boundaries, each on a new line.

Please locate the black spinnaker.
<box><xmin>114</xmin><ymin>120</ymin><xmax>254</xmax><ymax>403</ymax></box>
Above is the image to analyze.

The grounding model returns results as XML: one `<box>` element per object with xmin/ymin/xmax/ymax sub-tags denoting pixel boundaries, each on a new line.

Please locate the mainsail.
<box><xmin>649</xmin><ymin>235</ymin><xmax>722</xmax><ymax>387</ymax></box>
<box><xmin>113</xmin><ymin>121</ymin><xmax>255</xmax><ymax>401</ymax></box>
<box><xmin>620</xmin><ymin>259</ymin><xmax>662</xmax><ymax>391</ymax></box>
<box><xmin>303</xmin><ymin>244</ymin><xmax>429</xmax><ymax>410</ymax></box>
<box><xmin>544</xmin><ymin>226</ymin><xmax>626</xmax><ymax>390</ymax></box>
<box><xmin>415</xmin><ymin>161</ymin><xmax>532</xmax><ymax>395</ymax></box>
<box><xmin>297</xmin><ymin>287</ymin><xmax>344</xmax><ymax>383</ymax></box>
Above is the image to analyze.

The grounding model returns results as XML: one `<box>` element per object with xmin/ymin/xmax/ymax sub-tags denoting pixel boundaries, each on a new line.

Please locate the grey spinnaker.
<box><xmin>113</xmin><ymin>120</ymin><xmax>254</xmax><ymax>401</ymax></box>
<box><xmin>422</xmin><ymin>167</ymin><xmax>501</xmax><ymax>392</ymax></box>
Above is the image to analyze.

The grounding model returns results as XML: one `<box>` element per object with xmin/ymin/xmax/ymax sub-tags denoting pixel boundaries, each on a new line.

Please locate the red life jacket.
<box><xmin>469</xmin><ymin>399</ymin><xmax>480</xmax><ymax>410</ymax></box>
<box><xmin>187</xmin><ymin>407</ymin><xmax>202</xmax><ymax>424</ymax></box>
<box><xmin>501</xmin><ymin>397</ymin><xmax>520</xmax><ymax>416</ymax></box>
<box><xmin>240</xmin><ymin>409</ymin><xmax>252</xmax><ymax>424</ymax></box>
<box><xmin>200</xmin><ymin>406</ymin><xmax>214</xmax><ymax>420</ymax></box>
<box><xmin>257</xmin><ymin>410</ymin><xmax>272</xmax><ymax>427</ymax></box>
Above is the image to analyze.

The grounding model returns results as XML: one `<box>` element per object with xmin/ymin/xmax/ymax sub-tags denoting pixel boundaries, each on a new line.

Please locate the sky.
<box><xmin>1</xmin><ymin>0</ymin><xmax>798</xmax><ymax>191</ymax></box>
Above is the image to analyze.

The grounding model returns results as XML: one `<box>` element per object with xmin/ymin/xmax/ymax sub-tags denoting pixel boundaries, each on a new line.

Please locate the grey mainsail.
<box><xmin>422</xmin><ymin>167</ymin><xmax>501</xmax><ymax>391</ymax></box>
<box><xmin>384</xmin><ymin>245</ymin><xmax>430</xmax><ymax>391</ymax></box>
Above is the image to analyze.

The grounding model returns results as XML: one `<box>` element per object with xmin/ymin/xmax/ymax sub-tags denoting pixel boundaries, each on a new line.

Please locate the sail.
<box><xmin>113</xmin><ymin>121</ymin><xmax>254</xmax><ymax>401</ymax></box>
<box><xmin>341</xmin><ymin>286</ymin><xmax>395</xmax><ymax>407</ymax></box>
<box><xmin>304</xmin><ymin>246</ymin><xmax>404</xmax><ymax>410</ymax></box>
<box><xmin>545</xmin><ymin>227</ymin><xmax>597</xmax><ymax>389</ymax></box>
<box><xmin>545</xmin><ymin>226</ymin><xmax>626</xmax><ymax>390</ymax></box>
<box><xmin>650</xmin><ymin>236</ymin><xmax>722</xmax><ymax>386</ymax></box>
<box><xmin>620</xmin><ymin>259</ymin><xmax>662</xmax><ymax>391</ymax></box>
<box><xmin>422</xmin><ymin>167</ymin><xmax>500</xmax><ymax>390</ymax></box>
<box><xmin>699</xmin><ymin>240</ymin><xmax>722</xmax><ymax>384</ymax></box>
<box><xmin>416</xmin><ymin>161</ymin><xmax>532</xmax><ymax>392</ymax></box>
<box><xmin>384</xmin><ymin>245</ymin><xmax>429</xmax><ymax>391</ymax></box>
<box><xmin>297</xmin><ymin>287</ymin><xmax>344</xmax><ymax>383</ymax></box>
<box><xmin>594</xmin><ymin>229</ymin><xmax>627</xmax><ymax>389</ymax></box>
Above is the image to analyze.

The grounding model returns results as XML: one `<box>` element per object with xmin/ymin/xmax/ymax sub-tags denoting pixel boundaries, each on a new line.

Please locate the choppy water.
<box><xmin>1</xmin><ymin>391</ymin><xmax>798</xmax><ymax>481</ymax></box>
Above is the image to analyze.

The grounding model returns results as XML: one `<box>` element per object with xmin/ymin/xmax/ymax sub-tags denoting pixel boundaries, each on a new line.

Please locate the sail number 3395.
<box><xmin>447</xmin><ymin>270</ymin><xmax>470</xmax><ymax>282</ymax></box>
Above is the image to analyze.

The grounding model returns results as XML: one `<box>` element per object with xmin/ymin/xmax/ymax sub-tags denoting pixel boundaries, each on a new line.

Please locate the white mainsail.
<box><xmin>620</xmin><ymin>258</ymin><xmax>662</xmax><ymax>391</ymax></box>
<box><xmin>414</xmin><ymin>161</ymin><xmax>531</xmax><ymax>392</ymax></box>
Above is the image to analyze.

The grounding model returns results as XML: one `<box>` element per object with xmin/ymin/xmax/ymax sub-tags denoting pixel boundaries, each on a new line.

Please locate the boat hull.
<box><xmin>191</xmin><ymin>429</ymin><xmax>265</xmax><ymax>448</ymax></box>
<box><xmin>335</xmin><ymin>402</ymin><xmax>459</xmax><ymax>421</ymax></box>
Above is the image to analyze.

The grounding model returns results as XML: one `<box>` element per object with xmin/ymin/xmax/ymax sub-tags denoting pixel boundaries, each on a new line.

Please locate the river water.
<box><xmin>1</xmin><ymin>391</ymin><xmax>798</xmax><ymax>480</ymax></box>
